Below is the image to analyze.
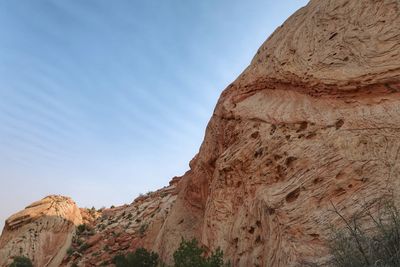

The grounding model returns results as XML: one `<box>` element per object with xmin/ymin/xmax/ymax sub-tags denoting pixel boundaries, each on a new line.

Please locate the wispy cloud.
<box><xmin>0</xmin><ymin>0</ymin><xmax>309</xmax><ymax>228</ymax></box>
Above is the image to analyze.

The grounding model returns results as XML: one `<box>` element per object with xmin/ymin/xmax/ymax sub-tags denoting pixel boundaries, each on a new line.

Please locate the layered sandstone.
<box><xmin>151</xmin><ymin>0</ymin><xmax>400</xmax><ymax>265</ymax></box>
<box><xmin>2</xmin><ymin>0</ymin><xmax>400</xmax><ymax>266</ymax></box>
<box><xmin>0</xmin><ymin>196</ymin><xmax>83</xmax><ymax>267</ymax></box>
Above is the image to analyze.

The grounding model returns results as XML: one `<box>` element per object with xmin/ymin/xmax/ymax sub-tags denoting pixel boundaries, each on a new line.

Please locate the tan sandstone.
<box><xmin>2</xmin><ymin>0</ymin><xmax>400</xmax><ymax>266</ymax></box>
<box><xmin>0</xmin><ymin>196</ymin><xmax>82</xmax><ymax>267</ymax></box>
<box><xmin>151</xmin><ymin>0</ymin><xmax>400</xmax><ymax>265</ymax></box>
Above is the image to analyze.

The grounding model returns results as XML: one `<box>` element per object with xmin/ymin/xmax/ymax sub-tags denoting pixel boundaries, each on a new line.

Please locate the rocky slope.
<box><xmin>2</xmin><ymin>0</ymin><xmax>400</xmax><ymax>266</ymax></box>
<box><xmin>61</xmin><ymin>182</ymin><xmax>179</xmax><ymax>266</ymax></box>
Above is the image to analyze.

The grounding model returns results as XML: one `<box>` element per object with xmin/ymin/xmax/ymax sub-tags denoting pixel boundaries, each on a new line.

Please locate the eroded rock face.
<box><xmin>0</xmin><ymin>196</ymin><xmax>83</xmax><ymax>267</ymax></box>
<box><xmin>2</xmin><ymin>0</ymin><xmax>400</xmax><ymax>266</ymax></box>
<box><xmin>153</xmin><ymin>0</ymin><xmax>400</xmax><ymax>266</ymax></box>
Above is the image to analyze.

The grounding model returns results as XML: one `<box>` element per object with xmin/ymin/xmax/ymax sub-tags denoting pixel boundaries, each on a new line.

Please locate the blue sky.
<box><xmin>0</xmin><ymin>0</ymin><xmax>308</xmax><ymax>227</ymax></box>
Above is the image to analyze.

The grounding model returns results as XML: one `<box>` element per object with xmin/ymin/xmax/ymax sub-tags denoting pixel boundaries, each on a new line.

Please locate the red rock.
<box><xmin>2</xmin><ymin>1</ymin><xmax>400</xmax><ymax>266</ymax></box>
<box><xmin>87</xmin><ymin>234</ymin><xmax>102</xmax><ymax>247</ymax></box>
<box><xmin>0</xmin><ymin>196</ymin><xmax>82</xmax><ymax>267</ymax></box>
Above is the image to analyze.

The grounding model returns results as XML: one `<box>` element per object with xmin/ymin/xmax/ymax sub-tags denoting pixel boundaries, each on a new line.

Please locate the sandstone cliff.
<box><xmin>1</xmin><ymin>0</ymin><xmax>400</xmax><ymax>266</ymax></box>
<box><xmin>0</xmin><ymin>196</ymin><xmax>83</xmax><ymax>267</ymax></box>
<box><xmin>151</xmin><ymin>0</ymin><xmax>400</xmax><ymax>265</ymax></box>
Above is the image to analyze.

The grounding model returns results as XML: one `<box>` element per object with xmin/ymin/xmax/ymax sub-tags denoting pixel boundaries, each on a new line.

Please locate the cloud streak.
<box><xmin>0</xmin><ymin>0</ymin><xmax>309</xmax><ymax>229</ymax></box>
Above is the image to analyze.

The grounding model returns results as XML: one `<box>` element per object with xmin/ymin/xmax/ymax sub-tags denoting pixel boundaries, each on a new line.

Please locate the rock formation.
<box><xmin>152</xmin><ymin>0</ymin><xmax>400</xmax><ymax>265</ymax></box>
<box><xmin>1</xmin><ymin>0</ymin><xmax>400</xmax><ymax>266</ymax></box>
<box><xmin>61</xmin><ymin>184</ymin><xmax>178</xmax><ymax>266</ymax></box>
<box><xmin>0</xmin><ymin>196</ymin><xmax>83</xmax><ymax>267</ymax></box>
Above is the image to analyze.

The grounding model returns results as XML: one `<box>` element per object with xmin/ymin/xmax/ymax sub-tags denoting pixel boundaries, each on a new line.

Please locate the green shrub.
<box><xmin>76</xmin><ymin>224</ymin><xmax>89</xmax><ymax>234</ymax></box>
<box><xmin>76</xmin><ymin>238</ymin><xmax>84</xmax><ymax>246</ymax></box>
<box><xmin>76</xmin><ymin>223</ymin><xmax>95</xmax><ymax>236</ymax></box>
<box><xmin>328</xmin><ymin>198</ymin><xmax>400</xmax><ymax>267</ymax></box>
<box><xmin>79</xmin><ymin>242</ymin><xmax>90</xmax><ymax>252</ymax></box>
<box><xmin>89</xmin><ymin>206</ymin><xmax>96</xmax><ymax>216</ymax></box>
<box><xmin>173</xmin><ymin>238</ymin><xmax>205</xmax><ymax>267</ymax></box>
<box><xmin>111</xmin><ymin>239</ymin><xmax>226</xmax><ymax>267</ymax></box>
<box><xmin>76</xmin><ymin>224</ymin><xmax>86</xmax><ymax>233</ymax></box>
<box><xmin>9</xmin><ymin>256</ymin><xmax>33</xmax><ymax>267</ymax></box>
<box><xmin>67</xmin><ymin>247</ymin><xmax>74</xmax><ymax>256</ymax></box>
<box><xmin>207</xmin><ymin>248</ymin><xmax>224</xmax><ymax>267</ymax></box>
<box><xmin>138</xmin><ymin>224</ymin><xmax>148</xmax><ymax>237</ymax></box>
<box><xmin>173</xmin><ymin>238</ymin><xmax>225</xmax><ymax>267</ymax></box>
<box><xmin>113</xmin><ymin>248</ymin><xmax>159</xmax><ymax>267</ymax></box>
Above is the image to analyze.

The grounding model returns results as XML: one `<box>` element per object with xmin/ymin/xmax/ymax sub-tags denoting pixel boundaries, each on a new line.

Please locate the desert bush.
<box><xmin>9</xmin><ymin>256</ymin><xmax>33</xmax><ymax>267</ymax></box>
<box><xmin>207</xmin><ymin>248</ymin><xmax>224</xmax><ymax>267</ymax></box>
<box><xmin>173</xmin><ymin>238</ymin><xmax>225</xmax><ymax>267</ymax></box>
<box><xmin>89</xmin><ymin>206</ymin><xmax>96</xmax><ymax>216</ymax></box>
<box><xmin>138</xmin><ymin>223</ymin><xmax>148</xmax><ymax>237</ymax></box>
<box><xmin>113</xmin><ymin>248</ymin><xmax>159</xmax><ymax>267</ymax></box>
<box><xmin>67</xmin><ymin>247</ymin><xmax>75</xmax><ymax>256</ymax></box>
<box><xmin>76</xmin><ymin>223</ymin><xmax>95</xmax><ymax>236</ymax></box>
<box><xmin>173</xmin><ymin>238</ymin><xmax>205</xmax><ymax>267</ymax></box>
<box><xmin>79</xmin><ymin>242</ymin><xmax>90</xmax><ymax>252</ymax></box>
<box><xmin>112</xmin><ymin>239</ymin><xmax>226</xmax><ymax>267</ymax></box>
<box><xmin>76</xmin><ymin>224</ymin><xmax>89</xmax><ymax>234</ymax></box>
<box><xmin>328</xmin><ymin>198</ymin><xmax>400</xmax><ymax>267</ymax></box>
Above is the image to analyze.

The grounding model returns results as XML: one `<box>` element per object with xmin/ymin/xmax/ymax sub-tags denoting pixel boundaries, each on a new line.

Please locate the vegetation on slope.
<box><xmin>113</xmin><ymin>238</ymin><xmax>227</xmax><ymax>267</ymax></box>
<box><xmin>9</xmin><ymin>256</ymin><xmax>33</xmax><ymax>267</ymax></box>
